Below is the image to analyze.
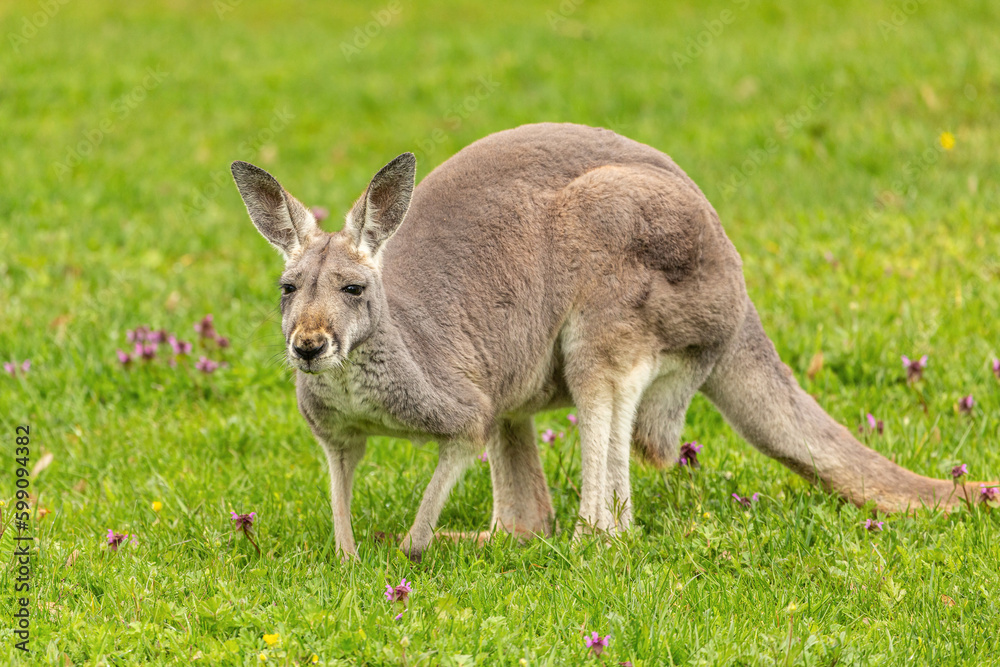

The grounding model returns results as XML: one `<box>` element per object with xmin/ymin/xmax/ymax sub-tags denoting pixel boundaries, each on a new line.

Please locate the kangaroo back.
<box><xmin>379</xmin><ymin>122</ymin><xmax>716</xmax><ymax>415</ymax></box>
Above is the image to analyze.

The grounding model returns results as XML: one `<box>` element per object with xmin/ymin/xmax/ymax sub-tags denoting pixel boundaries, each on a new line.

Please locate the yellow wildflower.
<box><xmin>259</xmin><ymin>654</ymin><xmax>267</xmax><ymax>662</ymax></box>
<box><xmin>939</xmin><ymin>131</ymin><xmax>955</xmax><ymax>151</ymax></box>
<box><xmin>263</xmin><ymin>633</ymin><xmax>280</xmax><ymax>646</ymax></box>
<box><xmin>152</xmin><ymin>501</ymin><xmax>163</xmax><ymax>512</ymax></box>
<box><xmin>311</xmin><ymin>655</ymin><xmax>319</xmax><ymax>664</ymax></box>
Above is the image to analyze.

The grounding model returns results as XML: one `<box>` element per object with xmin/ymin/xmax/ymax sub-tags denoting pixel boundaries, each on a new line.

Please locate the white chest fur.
<box><xmin>299</xmin><ymin>364</ymin><xmax>423</xmax><ymax>442</ymax></box>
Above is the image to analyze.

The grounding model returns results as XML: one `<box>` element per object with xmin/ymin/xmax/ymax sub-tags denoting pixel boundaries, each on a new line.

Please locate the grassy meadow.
<box><xmin>1</xmin><ymin>0</ymin><xmax>999</xmax><ymax>664</ymax></box>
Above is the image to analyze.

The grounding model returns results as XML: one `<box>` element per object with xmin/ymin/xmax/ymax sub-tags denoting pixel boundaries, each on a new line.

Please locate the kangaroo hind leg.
<box><xmin>604</xmin><ymin>358</ymin><xmax>657</xmax><ymax>531</ymax></box>
<box><xmin>632</xmin><ymin>357</ymin><xmax>716</xmax><ymax>468</ymax></box>
<box><xmin>565</xmin><ymin>339</ymin><xmax>656</xmax><ymax>536</ymax></box>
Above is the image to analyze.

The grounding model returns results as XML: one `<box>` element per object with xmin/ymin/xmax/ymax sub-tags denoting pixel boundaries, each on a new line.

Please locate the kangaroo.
<box><xmin>231</xmin><ymin>123</ymin><xmax>993</xmax><ymax>560</ymax></box>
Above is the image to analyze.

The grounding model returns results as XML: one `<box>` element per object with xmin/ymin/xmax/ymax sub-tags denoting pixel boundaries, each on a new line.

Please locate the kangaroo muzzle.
<box><xmin>291</xmin><ymin>331</ymin><xmax>331</xmax><ymax>361</ymax></box>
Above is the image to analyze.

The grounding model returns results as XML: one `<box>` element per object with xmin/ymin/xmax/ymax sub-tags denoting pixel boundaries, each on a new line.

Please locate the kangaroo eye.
<box><xmin>342</xmin><ymin>284</ymin><xmax>364</xmax><ymax>296</ymax></box>
<box><xmin>281</xmin><ymin>284</ymin><xmax>297</xmax><ymax>295</ymax></box>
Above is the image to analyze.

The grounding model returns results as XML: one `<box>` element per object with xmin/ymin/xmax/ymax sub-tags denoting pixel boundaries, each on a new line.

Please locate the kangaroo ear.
<box><xmin>231</xmin><ymin>161</ymin><xmax>319</xmax><ymax>259</ymax></box>
<box><xmin>345</xmin><ymin>152</ymin><xmax>415</xmax><ymax>257</ymax></box>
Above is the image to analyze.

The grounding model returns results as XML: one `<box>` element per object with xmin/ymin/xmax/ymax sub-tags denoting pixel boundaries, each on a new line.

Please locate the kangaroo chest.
<box><xmin>298</xmin><ymin>363</ymin><xmax>424</xmax><ymax>442</ymax></box>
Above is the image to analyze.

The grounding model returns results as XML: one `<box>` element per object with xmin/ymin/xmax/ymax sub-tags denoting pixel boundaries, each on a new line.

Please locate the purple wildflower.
<box><xmin>732</xmin><ymin>492</ymin><xmax>759</xmax><ymax>508</ymax></box>
<box><xmin>116</xmin><ymin>349</ymin><xmax>132</xmax><ymax>365</ymax></box>
<box><xmin>868</xmin><ymin>413</ymin><xmax>884</xmax><ymax>434</ymax></box>
<box><xmin>567</xmin><ymin>414</ymin><xmax>578</xmax><ymax>426</ymax></box>
<box><xmin>230</xmin><ymin>511</ymin><xmax>256</xmax><ymax>530</ymax></box>
<box><xmin>541</xmin><ymin>429</ymin><xmax>557</xmax><ymax>444</ymax></box>
<box><xmin>958</xmin><ymin>395</ymin><xmax>975</xmax><ymax>413</ymax></box>
<box><xmin>385</xmin><ymin>578</ymin><xmax>411</xmax><ymax>603</ymax></box>
<box><xmin>678</xmin><ymin>441</ymin><xmax>702</xmax><ymax>468</ymax></box>
<box><xmin>478</xmin><ymin>451</ymin><xmax>488</xmax><ymax>463</ymax></box>
<box><xmin>168</xmin><ymin>336</ymin><xmax>193</xmax><ymax>355</ymax></box>
<box><xmin>194</xmin><ymin>314</ymin><xmax>216</xmax><ymax>340</ymax></box>
<box><xmin>901</xmin><ymin>355</ymin><xmax>928</xmax><ymax>382</ymax></box>
<box><xmin>585</xmin><ymin>632</ymin><xmax>610</xmax><ymax>657</ymax></box>
<box><xmin>864</xmin><ymin>519</ymin><xmax>884</xmax><ymax>532</ymax></box>
<box><xmin>310</xmin><ymin>206</ymin><xmax>330</xmax><ymax>222</ymax></box>
<box><xmin>859</xmin><ymin>413</ymin><xmax>885</xmax><ymax>435</ymax></box>
<box><xmin>951</xmin><ymin>464</ymin><xmax>968</xmax><ymax>480</ymax></box>
<box><xmin>231</xmin><ymin>511</ymin><xmax>260</xmax><ymax>555</ymax></box>
<box><xmin>992</xmin><ymin>358</ymin><xmax>1000</xmax><ymax>380</ymax></box>
<box><xmin>147</xmin><ymin>329</ymin><xmax>168</xmax><ymax>344</ymax></box>
<box><xmin>216</xmin><ymin>336</ymin><xmax>230</xmax><ymax>349</ymax></box>
<box><xmin>394</xmin><ymin>611</ymin><xmax>406</xmax><ymax>621</ymax></box>
<box><xmin>195</xmin><ymin>356</ymin><xmax>220</xmax><ymax>374</ymax></box>
<box><xmin>135</xmin><ymin>342</ymin><xmax>157</xmax><ymax>361</ymax></box>
<box><xmin>981</xmin><ymin>485</ymin><xmax>1000</xmax><ymax>503</ymax></box>
<box><xmin>127</xmin><ymin>326</ymin><xmax>150</xmax><ymax>343</ymax></box>
<box><xmin>106</xmin><ymin>529</ymin><xmax>136</xmax><ymax>551</ymax></box>
<box><xmin>5</xmin><ymin>360</ymin><xmax>30</xmax><ymax>376</ymax></box>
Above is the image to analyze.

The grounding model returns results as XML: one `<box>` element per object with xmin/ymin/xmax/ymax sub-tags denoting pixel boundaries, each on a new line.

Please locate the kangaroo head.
<box><xmin>231</xmin><ymin>153</ymin><xmax>416</xmax><ymax>373</ymax></box>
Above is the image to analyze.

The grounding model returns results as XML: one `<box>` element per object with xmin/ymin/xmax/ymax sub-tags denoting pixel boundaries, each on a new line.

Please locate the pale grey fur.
<box><xmin>232</xmin><ymin>123</ymin><xmax>994</xmax><ymax>560</ymax></box>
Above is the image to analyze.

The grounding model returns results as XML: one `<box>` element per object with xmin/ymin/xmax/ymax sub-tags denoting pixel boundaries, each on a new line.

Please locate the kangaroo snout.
<box><xmin>291</xmin><ymin>332</ymin><xmax>330</xmax><ymax>361</ymax></box>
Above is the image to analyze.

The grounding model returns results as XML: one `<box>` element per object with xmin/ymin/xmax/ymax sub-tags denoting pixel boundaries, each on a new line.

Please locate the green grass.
<box><xmin>2</xmin><ymin>0</ymin><xmax>999</xmax><ymax>664</ymax></box>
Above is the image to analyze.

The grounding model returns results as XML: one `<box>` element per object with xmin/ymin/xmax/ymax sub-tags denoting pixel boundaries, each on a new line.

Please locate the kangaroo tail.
<box><xmin>700</xmin><ymin>300</ymin><xmax>994</xmax><ymax>513</ymax></box>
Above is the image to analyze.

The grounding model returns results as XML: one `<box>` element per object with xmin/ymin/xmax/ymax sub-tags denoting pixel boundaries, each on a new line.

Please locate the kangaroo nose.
<box><xmin>292</xmin><ymin>336</ymin><xmax>328</xmax><ymax>361</ymax></box>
